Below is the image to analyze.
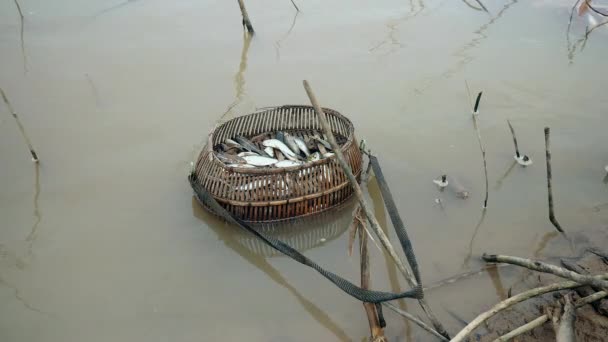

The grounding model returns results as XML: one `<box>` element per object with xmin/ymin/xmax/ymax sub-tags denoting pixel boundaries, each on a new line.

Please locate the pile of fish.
<box><xmin>214</xmin><ymin>131</ymin><xmax>340</xmax><ymax>168</ymax></box>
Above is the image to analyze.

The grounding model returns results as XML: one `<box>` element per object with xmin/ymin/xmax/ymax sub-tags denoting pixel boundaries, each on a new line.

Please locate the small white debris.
<box><xmin>515</xmin><ymin>155</ymin><xmax>533</xmax><ymax>166</ymax></box>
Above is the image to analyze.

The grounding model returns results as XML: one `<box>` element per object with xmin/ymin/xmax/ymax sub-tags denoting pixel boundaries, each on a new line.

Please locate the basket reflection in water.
<box><xmin>192</xmin><ymin>196</ymin><xmax>357</xmax><ymax>257</ymax></box>
<box><xmin>191</xmin><ymin>105</ymin><xmax>363</xmax><ymax>222</ymax></box>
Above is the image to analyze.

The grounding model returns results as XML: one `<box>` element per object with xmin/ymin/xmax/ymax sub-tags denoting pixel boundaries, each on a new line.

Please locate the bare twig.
<box><xmin>482</xmin><ymin>254</ymin><xmax>608</xmax><ymax>290</ymax></box>
<box><xmin>303</xmin><ymin>80</ymin><xmax>449</xmax><ymax>339</ymax></box>
<box><xmin>0</xmin><ymin>88</ymin><xmax>38</xmax><ymax>162</ymax></box>
<box><xmin>237</xmin><ymin>0</ymin><xmax>255</xmax><ymax>34</ymax></box>
<box><xmin>290</xmin><ymin>0</ymin><xmax>300</xmax><ymax>12</ymax></box>
<box><xmin>383</xmin><ymin>303</ymin><xmax>449</xmax><ymax>341</ymax></box>
<box><xmin>507</xmin><ymin>120</ymin><xmax>520</xmax><ymax>158</ymax></box>
<box><xmin>359</xmin><ymin>213</ymin><xmax>385</xmax><ymax>340</ymax></box>
<box><xmin>471</xmin><ymin>91</ymin><xmax>489</xmax><ymax>209</ymax></box>
<box><xmin>451</xmin><ymin>280</ymin><xmax>584</xmax><ymax>342</ymax></box>
<box><xmin>585</xmin><ymin>0</ymin><xmax>608</xmax><ymax>17</ymax></box>
<box><xmin>473</xmin><ymin>0</ymin><xmax>489</xmax><ymax>13</ymax></box>
<box><xmin>492</xmin><ymin>290</ymin><xmax>607</xmax><ymax>342</ymax></box>
<box><xmin>13</xmin><ymin>0</ymin><xmax>27</xmax><ymax>73</ymax></box>
<box><xmin>544</xmin><ymin>127</ymin><xmax>565</xmax><ymax>233</ymax></box>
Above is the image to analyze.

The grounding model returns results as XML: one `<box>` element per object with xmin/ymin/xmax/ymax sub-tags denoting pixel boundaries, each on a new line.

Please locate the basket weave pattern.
<box><xmin>192</xmin><ymin>105</ymin><xmax>363</xmax><ymax>222</ymax></box>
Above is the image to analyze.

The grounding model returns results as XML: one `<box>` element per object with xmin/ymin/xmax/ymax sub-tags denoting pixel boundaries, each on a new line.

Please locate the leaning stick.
<box><xmin>544</xmin><ymin>127</ymin><xmax>565</xmax><ymax>233</ymax></box>
<box><xmin>237</xmin><ymin>0</ymin><xmax>254</xmax><ymax>34</ymax></box>
<box><xmin>482</xmin><ymin>254</ymin><xmax>608</xmax><ymax>290</ymax></box>
<box><xmin>383</xmin><ymin>303</ymin><xmax>449</xmax><ymax>342</ymax></box>
<box><xmin>290</xmin><ymin>0</ymin><xmax>300</xmax><ymax>12</ymax></box>
<box><xmin>450</xmin><ymin>280</ymin><xmax>584</xmax><ymax>342</ymax></box>
<box><xmin>471</xmin><ymin>91</ymin><xmax>489</xmax><ymax>208</ymax></box>
<box><xmin>359</xmin><ymin>213</ymin><xmax>385</xmax><ymax>340</ymax></box>
<box><xmin>492</xmin><ymin>291</ymin><xmax>608</xmax><ymax>342</ymax></box>
<box><xmin>303</xmin><ymin>80</ymin><xmax>449</xmax><ymax>338</ymax></box>
<box><xmin>507</xmin><ymin>120</ymin><xmax>520</xmax><ymax>158</ymax></box>
<box><xmin>0</xmin><ymin>88</ymin><xmax>38</xmax><ymax>162</ymax></box>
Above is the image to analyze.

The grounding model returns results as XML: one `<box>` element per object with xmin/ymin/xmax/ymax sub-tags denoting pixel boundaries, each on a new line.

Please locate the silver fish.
<box><xmin>243</xmin><ymin>155</ymin><xmax>278</xmax><ymax>166</ymax></box>
<box><xmin>262</xmin><ymin>139</ymin><xmax>297</xmax><ymax>159</ymax></box>
<box><xmin>216</xmin><ymin>152</ymin><xmax>246</xmax><ymax>164</ymax></box>
<box><xmin>225</xmin><ymin>138</ymin><xmax>241</xmax><ymax>147</ymax></box>
<box><xmin>322</xmin><ymin>152</ymin><xmax>335</xmax><ymax>158</ymax></box>
<box><xmin>275</xmin><ymin>160</ymin><xmax>302</xmax><ymax>168</ymax></box>
<box><xmin>307</xmin><ymin>152</ymin><xmax>321</xmax><ymax>162</ymax></box>
<box><xmin>276</xmin><ymin>131</ymin><xmax>286</xmax><ymax>144</ymax></box>
<box><xmin>226</xmin><ymin>163</ymin><xmax>255</xmax><ymax>168</ymax></box>
<box><xmin>235</xmin><ymin>135</ymin><xmax>270</xmax><ymax>157</ymax></box>
<box><xmin>264</xmin><ymin>146</ymin><xmax>274</xmax><ymax>157</ymax></box>
<box><xmin>294</xmin><ymin>137</ymin><xmax>310</xmax><ymax>156</ymax></box>
<box><xmin>313</xmin><ymin>136</ymin><xmax>332</xmax><ymax>150</ymax></box>
<box><xmin>238</xmin><ymin>151</ymin><xmax>259</xmax><ymax>157</ymax></box>
<box><xmin>284</xmin><ymin>133</ymin><xmax>301</xmax><ymax>156</ymax></box>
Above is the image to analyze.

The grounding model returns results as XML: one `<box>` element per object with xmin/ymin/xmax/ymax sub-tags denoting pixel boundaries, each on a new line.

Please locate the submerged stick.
<box><xmin>471</xmin><ymin>91</ymin><xmax>489</xmax><ymax>208</ymax></box>
<box><xmin>0</xmin><ymin>88</ymin><xmax>38</xmax><ymax>162</ymax></box>
<box><xmin>303</xmin><ymin>80</ymin><xmax>449</xmax><ymax>339</ymax></box>
<box><xmin>507</xmin><ymin>120</ymin><xmax>520</xmax><ymax>158</ymax></box>
<box><xmin>13</xmin><ymin>0</ymin><xmax>27</xmax><ymax>73</ymax></box>
<box><xmin>492</xmin><ymin>291</ymin><xmax>607</xmax><ymax>342</ymax></box>
<box><xmin>359</xmin><ymin>213</ymin><xmax>385</xmax><ymax>340</ymax></box>
<box><xmin>237</xmin><ymin>0</ymin><xmax>255</xmax><ymax>34</ymax></box>
<box><xmin>383</xmin><ymin>303</ymin><xmax>449</xmax><ymax>341</ymax></box>
<box><xmin>544</xmin><ymin>127</ymin><xmax>565</xmax><ymax>233</ymax></box>
<box><xmin>482</xmin><ymin>254</ymin><xmax>608</xmax><ymax>290</ymax></box>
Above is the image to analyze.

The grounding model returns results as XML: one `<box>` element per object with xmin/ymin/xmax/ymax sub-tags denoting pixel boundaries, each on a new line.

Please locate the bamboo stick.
<box><xmin>303</xmin><ymin>80</ymin><xmax>449</xmax><ymax>339</ymax></box>
<box><xmin>237</xmin><ymin>0</ymin><xmax>254</xmax><ymax>34</ymax></box>
<box><xmin>544</xmin><ymin>127</ymin><xmax>565</xmax><ymax>233</ymax></box>
<box><xmin>359</xmin><ymin>213</ymin><xmax>385</xmax><ymax>340</ymax></box>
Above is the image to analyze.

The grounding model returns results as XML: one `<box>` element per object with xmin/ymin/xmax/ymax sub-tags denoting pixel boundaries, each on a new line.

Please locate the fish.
<box><xmin>283</xmin><ymin>133</ymin><xmax>301</xmax><ymax>156</ymax></box>
<box><xmin>238</xmin><ymin>151</ymin><xmax>260</xmax><ymax>157</ymax></box>
<box><xmin>275</xmin><ymin>160</ymin><xmax>302</xmax><ymax>168</ymax></box>
<box><xmin>242</xmin><ymin>155</ymin><xmax>278</xmax><ymax>166</ymax></box>
<box><xmin>216</xmin><ymin>152</ymin><xmax>246</xmax><ymax>164</ymax></box>
<box><xmin>235</xmin><ymin>135</ymin><xmax>270</xmax><ymax>157</ymax></box>
<box><xmin>313</xmin><ymin>136</ymin><xmax>332</xmax><ymax>150</ymax></box>
<box><xmin>264</xmin><ymin>146</ymin><xmax>274</xmax><ymax>157</ymax></box>
<box><xmin>276</xmin><ymin>131</ymin><xmax>286</xmax><ymax>144</ymax></box>
<box><xmin>262</xmin><ymin>139</ymin><xmax>298</xmax><ymax>159</ymax></box>
<box><xmin>225</xmin><ymin>138</ymin><xmax>241</xmax><ymax>146</ymax></box>
<box><xmin>226</xmin><ymin>163</ymin><xmax>255</xmax><ymax>168</ymax></box>
<box><xmin>307</xmin><ymin>152</ymin><xmax>321</xmax><ymax>162</ymax></box>
<box><xmin>322</xmin><ymin>152</ymin><xmax>335</xmax><ymax>158</ymax></box>
<box><xmin>294</xmin><ymin>137</ymin><xmax>310</xmax><ymax>156</ymax></box>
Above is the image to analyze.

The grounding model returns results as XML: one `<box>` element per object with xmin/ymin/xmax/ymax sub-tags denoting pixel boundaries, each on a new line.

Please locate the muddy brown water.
<box><xmin>1</xmin><ymin>0</ymin><xmax>608</xmax><ymax>341</ymax></box>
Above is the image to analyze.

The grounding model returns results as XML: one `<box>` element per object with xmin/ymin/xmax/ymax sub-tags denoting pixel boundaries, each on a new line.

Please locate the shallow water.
<box><xmin>1</xmin><ymin>0</ymin><xmax>608</xmax><ymax>341</ymax></box>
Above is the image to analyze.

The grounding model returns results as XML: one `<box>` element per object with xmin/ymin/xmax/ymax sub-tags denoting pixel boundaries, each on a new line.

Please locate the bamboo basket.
<box><xmin>191</xmin><ymin>105</ymin><xmax>363</xmax><ymax>222</ymax></box>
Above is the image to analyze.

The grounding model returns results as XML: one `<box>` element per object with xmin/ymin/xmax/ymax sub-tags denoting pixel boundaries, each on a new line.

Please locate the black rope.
<box><xmin>369</xmin><ymin>156</ymin><xmax>422</xmax><ymax>285</ymax></box>
<box><xmin>189</xmin><ymin>173</ymin><xmax>423</xmax><ymax>304</ymax></box>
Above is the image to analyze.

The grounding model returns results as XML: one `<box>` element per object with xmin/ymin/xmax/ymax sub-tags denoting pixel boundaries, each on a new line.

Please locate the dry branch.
<box><xmin>383</xmin><ymin>303</ymin><xmax>449</xmax><ymax>341</ymax></box>
<box><xmin>303</xmin><ymin>80</ymin><xmax>449</xmax><ymax>339</ymax></box>
<box><xmin>482</xmin><ymin>254</ymin><xmax>608</xmax><ymax>290</ymax></box>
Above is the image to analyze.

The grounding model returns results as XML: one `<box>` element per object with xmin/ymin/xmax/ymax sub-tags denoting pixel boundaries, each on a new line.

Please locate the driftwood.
<box><xmin>493</xmin><ymin>290</ymin><xmax>608</xmax><ymax>342</ymax></box>
<box><xmin>544</xmin><ymin>127</ymin><xmax>565</xmax><ymax>233</ymax></box>
<box><xmin>450</xmin><ymin>280</ymin><xmax>584</xmax><ymax>342</ymax></box>
<box><xmin>237</xmin><ymin>0</ymin><xmax>254</xmax><ymax>34</ymax></box>
<box><xmin>483</xmin><ymin>254</ymin><xmax>608</xmax><ymax>290</ymax></box>
<box><xmin>303</xmin><ymin>80</ymin><xmax>449</xmax><ymax>339</ymax></box>
<box><xmin>562</xmin><ymin>259</ymin><xmax>608</xmax><ymax>315</ymax></box>
<box><xmin>0</xmin><ymin>87</ymin><xmax>38</xmax><ymax>162</ymax></box>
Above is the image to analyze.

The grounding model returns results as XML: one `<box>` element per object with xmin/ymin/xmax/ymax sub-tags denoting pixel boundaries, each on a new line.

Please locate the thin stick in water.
<box><xmin>303</xmin><ymin>80</ymin><xmax>450</xmax><ymax>339</ymax></box>
<box><xmin>359</xmin><ymin>212</ymin><xmax>385</xmax><ymax>340</ymax></box>
<box><xmin>13</xmin><ymin>0</ymin><xmax>27</xmax><ymax>73</ymax></box>
<box><xmin>237</xmin><ymin>0</ymin><xmax>255</xmax><ymax>34</ymax></box>
<box><xmin>507</xmin><ymin>119</ymin><xmax>520</xmax><ymax>158</ymax></box>
<box><xmin>471</xmin><ymin>91</ymin><xmax>489</xmax><ymax>208</ymax></box>
<box><xmin>544</xmin><ymin>127</ymin><xmax>565</xmax><ymax>233</ymax></box>
<box><xmin>290</xmin><ymin>0</ymin><xmax>300</xmax><ymax>12</ymax></box>
<box><xmin>0</xmin><ymin>88</ymin><xmax>38</xmax><ymax>162</ymax></box>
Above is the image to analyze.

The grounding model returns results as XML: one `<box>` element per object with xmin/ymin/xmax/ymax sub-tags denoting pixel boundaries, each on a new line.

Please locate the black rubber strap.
<box><xmin>369</xmin><ymin>155</ymin><xmax>422</xmax><ymax>285</ymax></box>
<box><xmin>189</xmin><ymin>173</ymin><xmax>423</xmax><ymax>304</ymax></box>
